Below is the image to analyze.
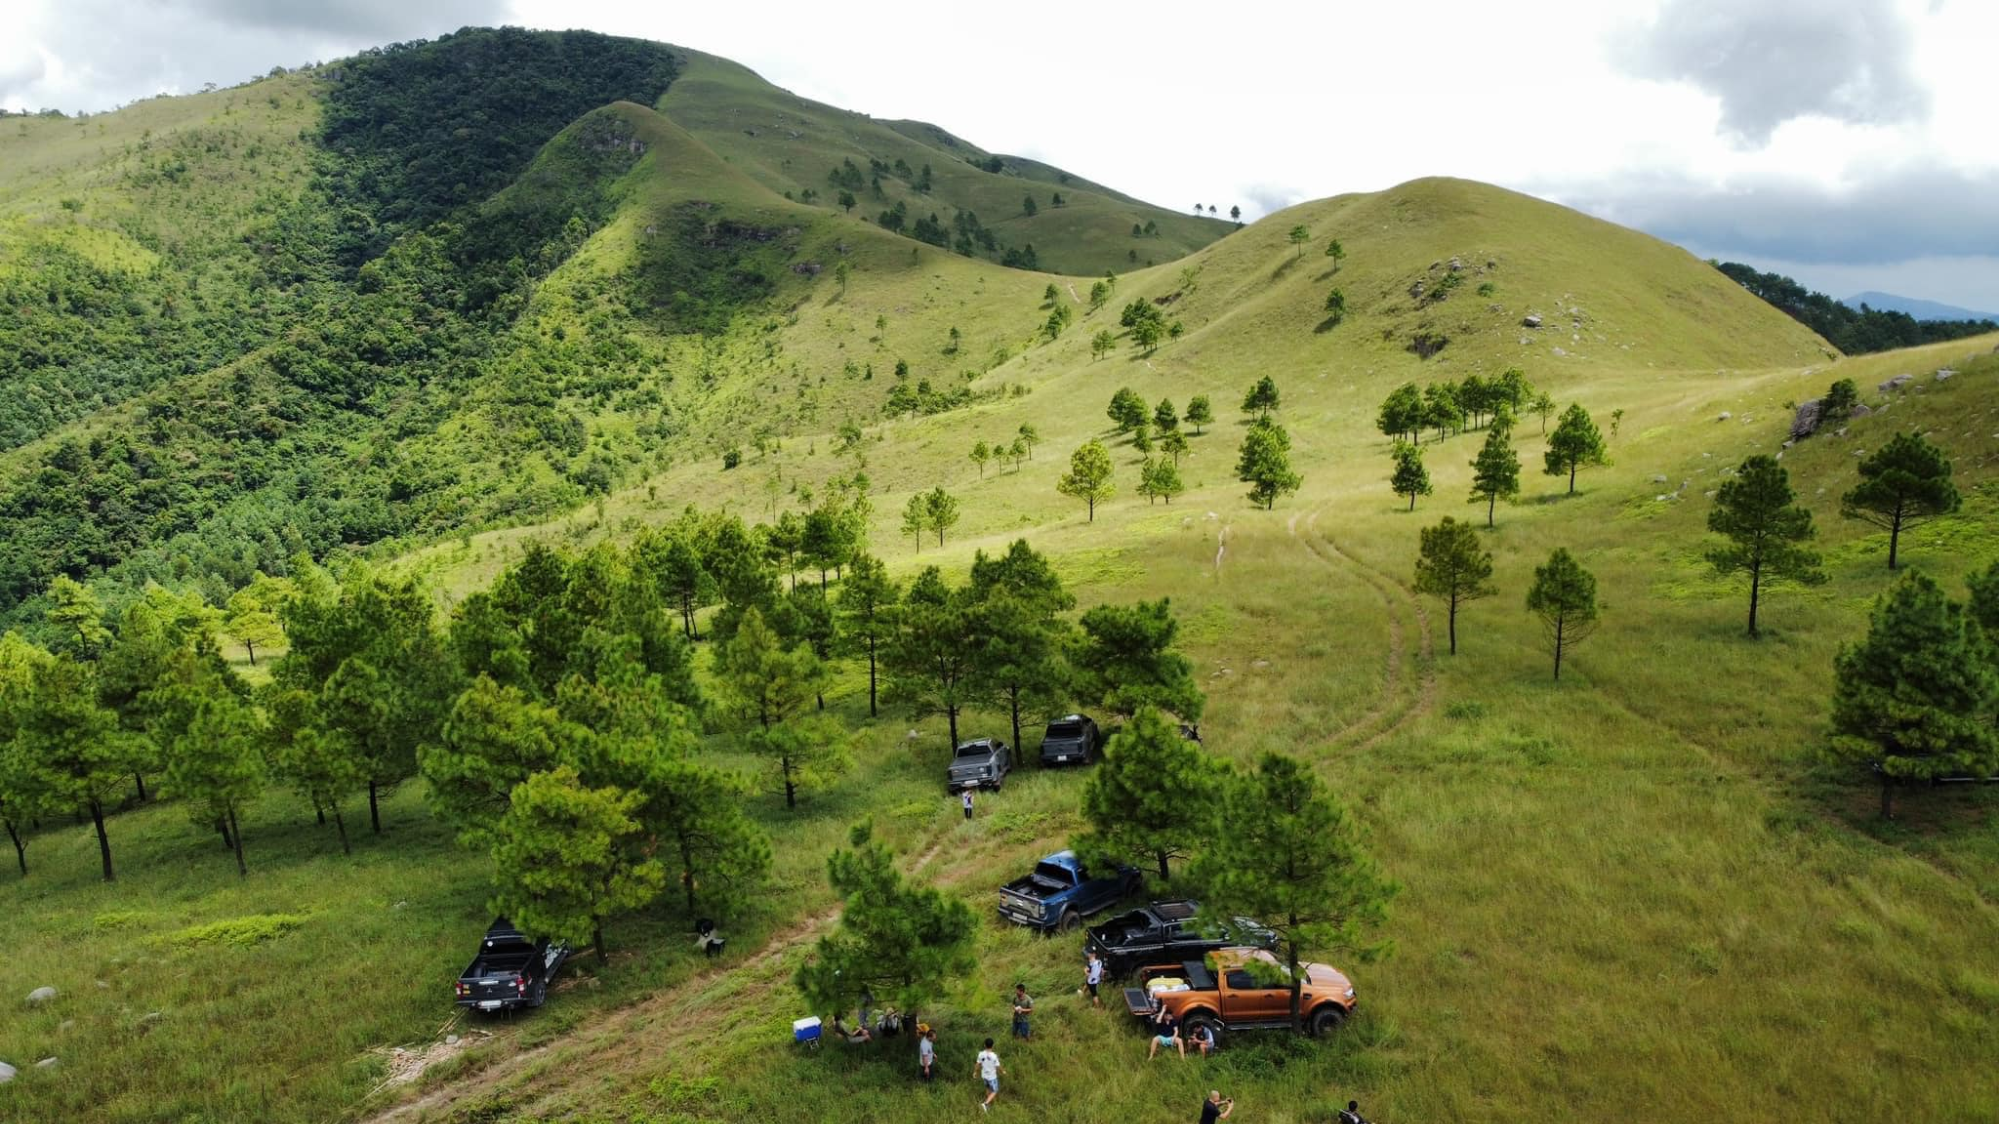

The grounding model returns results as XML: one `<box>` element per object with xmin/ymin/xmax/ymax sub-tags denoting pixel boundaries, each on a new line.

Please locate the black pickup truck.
<box><xmin>1086</xmin><ymin>900</ymin><xmax>1275</xmax><ymax>979</ymax></box>
<box><xmin>453</xmin><ymin>918</ymin><xmax>569</xmax><ymax>1012</ymax></box>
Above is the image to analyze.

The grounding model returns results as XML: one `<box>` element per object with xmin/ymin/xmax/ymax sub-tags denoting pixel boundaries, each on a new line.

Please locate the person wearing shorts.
<box><xmin>976</xmin><ymin>1038</ymin><xmax>1003</xmax><ymax>1111</ymax></box>
<box><xmin>1149</xmin><ymin>1010</ymin><xmax>1184</xmax><ymax>1059</ymax></box>
<box><xmin>1084</xmin><ymin>952</ymin><xmax>1104</xmax><ymax>1008</ymax></box>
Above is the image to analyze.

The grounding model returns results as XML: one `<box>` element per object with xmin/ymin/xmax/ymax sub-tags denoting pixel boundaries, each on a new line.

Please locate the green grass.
<box><xmin>7</xmin><ymin>43</ymin><xmax>1999</xmax><ymax>1122</ymax></box>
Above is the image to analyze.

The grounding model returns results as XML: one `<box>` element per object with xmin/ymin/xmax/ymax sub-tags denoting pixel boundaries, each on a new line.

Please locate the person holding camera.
<box><xmin>1200</xmin><ymin>1090</ymin><xmax>1234</xmax><ymax>1123</ymax></box>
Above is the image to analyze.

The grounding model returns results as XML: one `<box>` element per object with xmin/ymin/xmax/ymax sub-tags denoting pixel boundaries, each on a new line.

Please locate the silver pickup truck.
<box><xmin>947</xmin><ymin>738</ymin><xmax>1012</xmax><ymax>792</ymax></box>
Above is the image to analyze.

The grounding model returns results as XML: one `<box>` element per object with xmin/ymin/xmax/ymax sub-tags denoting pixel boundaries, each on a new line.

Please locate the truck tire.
<box><xmin>1308</xmin><ymin>1004</ymin><xmax>1348</xmax><ymax>1036</ymax></box>
<box><xmin>1057</xmin><ymin>909</ymin><xmax>1081</xmax><ymax>933</ymax></box>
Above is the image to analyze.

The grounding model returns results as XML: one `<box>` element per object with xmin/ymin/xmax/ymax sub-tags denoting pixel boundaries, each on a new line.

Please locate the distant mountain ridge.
<box><xmin>1843</xmin><ymin>291</ymin><xmax>1999</xmax><ymax>323</ymax></box>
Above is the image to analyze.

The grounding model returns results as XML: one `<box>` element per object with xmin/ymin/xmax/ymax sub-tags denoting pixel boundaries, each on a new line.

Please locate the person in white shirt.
<box><xmin>975</xmin><ymin>1037</ymin><xmax>1003</xmax><ymax>1112</ymax></box>
<box><xmin>1084</xmin><ymin>951</ymin><xmax>1105</xmax><ymax>1008</ymax></box>
<box><xmin>917</xmin><ymin>1027</ymin><xmax>935</xmax><ymax>1081</ymax></box>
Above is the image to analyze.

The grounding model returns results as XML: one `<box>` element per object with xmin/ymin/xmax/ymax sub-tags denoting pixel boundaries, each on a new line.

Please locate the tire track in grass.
<box><xmin>1286</xmin><ymin>508</ymin><xmax>1435</xmax><ymax>752</ymax></box>
<box><xmin>368</xmin><ymin>829</ymin><xmax>957</xmax><ymax>1122</ymax></box>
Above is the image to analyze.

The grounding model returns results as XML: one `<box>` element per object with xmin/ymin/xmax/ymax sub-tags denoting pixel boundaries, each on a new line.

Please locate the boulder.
<box><xmin>1851</xmin><ymin>403</ymin><xmax>1873</xmax><ymax>418</ymax></box>
<box><xmin>445</xmin><ymin>1034</ymin><xmax>461</xmax><ymax>1047</ymax></box>
<box><xmin>1653</xmin><ymin>474</ymin><xmax>1669</xmax><ymax>483</ymax></box>
<box><xmin>0</xmin><ymin>1061</ymin><xmax>14</xmax><ymax>1083</ymax></box>
<box><xmin>35</xmin><ymin>1058</ymin><xmax>56</xmax><ymax>1069</ymax></box>
<box><xmin>1790</xmin><ymin>398</ymin><xmax>1822</xmax><ymax>440</ymax></box>
<box><xmin>1878</xmin><ymin>373</ymin><xmax>1913</xmax><ymax>394</ymax></box>
<box><xmin>26</xmin><ymin>987</ymin><xmax>55</xmax><ymax>1006</ymax></box>
<box><xmin>1936</xmin><ymin>368</ymin><xmax>1956</xmax><ymax>382</ymax></box>
<box><xmin>1717</xmin><ymin>411</ymin><xmax>1732</xmax><ymax>421</ymax></box>
<box><xmin>1522</xmin><ymin>314</ymin><xmax>1543</xmax><ymax>328</ymax></box>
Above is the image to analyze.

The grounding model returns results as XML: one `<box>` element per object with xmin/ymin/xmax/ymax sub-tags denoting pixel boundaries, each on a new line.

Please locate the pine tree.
<box><xmin>1414</xmin><ymin>518</ymin><xmax>1496</xmax><ymax>655</ymax></box>
<box><xmin>1160</xmin><ymin>428</ymin><xmax>1190</xmax><ymax>464</ymax></box>
<box><xmin>1078</xmin><ymin>707</ymin><xmax>1228</xmax><ymax>880</ymax></box>
<box><xmin>1708</xmin><ymin>455</ymin><xmax>1825</xmax><ymax>637</ymax></box>
<box><xmin>1185</xmin><ymin>396</ymin><xmax>1214</xmax><ymax>435</ymax></box>
<box><xmin>488</xmin><ymin>765</ymin><xmax>664</xmax><ymax>963</ymax></box>
<box><xmin>1377</xmin><ymin>382</ymin><xmax>1424</xmax><ymax>444</ymax></box>
<box><xmin>1194</xmin><ymin>753</ymin><xmax>1396</xmax><ymax>1031</ymax></box>
<box><xmin>715</xmin><ymin>608</ymin><xmax>839</xmax><ymax>809</ymax></box>
<box><xmin>794</xmin><ymin>821</ymin><xmax>977</xmax><ymax>1014</ymax></box>
<box><xmin>1072</xmin><ymin>599</ymin><xmax>1204</xmax><ymax>721</ymax></box>
<box><xmin>1236</xmin><ymin>421</ymin><xmax>1301</xmax><ymax>510</ymax></box>
<box><xmin>1059</xmin><ymin>440</ymin><xmax>1118</xmax><ymax>521</ymax></box>
<box><xmin>14</xmin><ymin>654</ymin><xmax>128</xmax><ymax>880</ymax></box>
<box><xmin>1526</xmin><ymin>548</ymin><xmax>1599</xmax><ymax>681</ymax></box>
<box><xmin>1468</xmin><ymin>423</ymin><xmax>1521</xmax><ymax>526</ymax></box>
<box><xmin>166</xmin><ymin>687</ymin><xmax>267</xmax><ymax>876</ymax></box>
<box><xmin>970</xmin><ymin>441</ymin><xmax>991</xmax><ymax>477</ymax></box>
<box><xmin>1241</xmin><ymin>376</ymin><xmax>1281</xmax><ymax>419</ymax></box>
<box><xmin>924</xmin><ymin>487</ymin><xmax>959</xmax><ymax>547</ymax></box>
<box><xmin>223</xmin><ymin>573</ymin><xmax>290</xmax><ymax>666</ymax></box>
<box><xmin>1390</xmin><ymin>441</ymin><xmax>1432</xmax><ymax>511</ymax></box>
<box><xmin>45</xmin><ymin>575</ymin><xmax>111</xmax><ymax>658</ymax></box>
<box><xmin>836</xmin><ymin>554</ymin><xmax>900</xmax><ymax>718</ymax></box>
<box><xmin>1154</xmin><ymin>398</ymin><xmax>1179</xmax><ymax>432</ymax></box>
<box><xmin>1829</xmin><ymin>572</ymin><xmax>1999</xmax><ymax>817</ymax></box>
<box><xmin>968</xmin><ymin>541</ymin><xmax>1075</xmax><ymax>753</ymax></box>
<box><xmin>883</xmin><ymin>568</ymin><xmax>981</xmax><ymax>751</ymax></box>
<box><xmin>1819</xmin><ymin>377</ymin><xmax>1859</xmax><ymax>425</ymax></box>
<box><xmin>901</xmin><ymin>492</ymin><xmax>929</xmax><ymax>553</ymax></box>
<box><xmin>1543</xmin><ymin>404</ymin><xmax>1607</xmax><ymax>493</ymax></box>
<box><xmin>1840</xmin><ymin>432</ymin><xmax>1960</xmax><ymax>570</ymax></box>
<box><xmin>420</xmin><ymin>677</ymin><xmax>574</xmax><ymax>845</ymax></box>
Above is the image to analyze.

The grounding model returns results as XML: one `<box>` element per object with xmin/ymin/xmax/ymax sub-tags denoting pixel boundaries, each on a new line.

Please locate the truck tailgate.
<box><xmin>1123</xmin><ymin>987</ymin><xmax>1157</xmax><ymax>1017</ymax></box>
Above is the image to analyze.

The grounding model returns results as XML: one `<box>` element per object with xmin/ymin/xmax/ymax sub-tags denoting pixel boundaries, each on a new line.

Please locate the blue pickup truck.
<box><xmin>997</xmin><ymin>850</ymin><xmax>1141</xmax><ymax>933</ymax></box>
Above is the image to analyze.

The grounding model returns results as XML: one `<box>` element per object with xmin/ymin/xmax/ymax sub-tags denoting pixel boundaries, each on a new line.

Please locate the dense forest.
<box><xmin>1716</xmin><ymin>261</ymin><xmax>1997</xmax><ymax>355</ymax></box>
<box><xmin>0</xmin><ymin>30</ymin><xmax>699</xmax><ymax>633</ymax></box>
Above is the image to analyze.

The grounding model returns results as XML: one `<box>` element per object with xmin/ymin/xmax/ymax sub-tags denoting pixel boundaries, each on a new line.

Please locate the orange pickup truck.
<box><xmin>1124</xmin><ymin>947</ymin><xmax>1356</xmax><ymax>1044</ymax></box>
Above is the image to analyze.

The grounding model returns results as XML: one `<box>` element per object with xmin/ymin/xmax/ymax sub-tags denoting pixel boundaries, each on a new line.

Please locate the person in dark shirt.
<box><xmin>1200</xmin><ymin>1090</ymin><xmax>1234</xmax><ymax>1122</ymax></box>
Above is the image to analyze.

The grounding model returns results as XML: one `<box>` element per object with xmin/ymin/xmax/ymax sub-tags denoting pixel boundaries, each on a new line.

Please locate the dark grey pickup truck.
<box><xmin>454</xmin><ymin>918</ymin><xmax>569</xmax><ymax>1012</ymax></box>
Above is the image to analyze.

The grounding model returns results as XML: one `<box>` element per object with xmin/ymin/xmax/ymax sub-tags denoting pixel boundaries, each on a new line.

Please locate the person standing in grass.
<box><xmin>1201</xmin><ymin>1090</ymin><xmax>1235</xmax><ymax>1123</ymax></box>
<box><xmin>1084</xmin><ymin>951</ymin><xmax>1105</xmax><ymax>1008</ymax></box>
<box><xmin>976</xmin><ymin>1038</ymin><xmax>1004</xmax><ymax>1112</ymax></box>
<box><xmin>962</xmin><ymin>789</ymin><xmax>975</xmax><ymax>821</ymax></box>
<box><xmin>1012</xmin><ymin>983</ymin><xmax>1034</xmax><ymax>1039</ymax></box>
<box><xmin>917</xmin><ymin>1025</ymin><xmax>935</xmax><ymax>1081</ymax></box>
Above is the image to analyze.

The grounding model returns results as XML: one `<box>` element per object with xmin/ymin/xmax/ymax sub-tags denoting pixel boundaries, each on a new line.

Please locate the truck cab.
<box><xmin>997</xmin><ymin>850</ymin><xmax>1140</xmax><ymax>932</ymax></box>
<box><xmin>1125</xmin><ymin>947</ymin><xmax>1355</xmax><ymax>1042</ymax></box>
<box><xmin>1086</xmin><ymin>899</ymin><xmax>1275</xmax><ymax>979</ymax></box>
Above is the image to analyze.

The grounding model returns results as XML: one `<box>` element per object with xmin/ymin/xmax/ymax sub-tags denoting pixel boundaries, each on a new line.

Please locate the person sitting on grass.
<box><xmin>1190</xmin><ymin>1021</ymin><xmax>1217</xmax><ymax>1057</ymax></box>
<box><xmin>831</xmin><ymin>1014</ymin><xmax>872</xmax><ymax>1045</ymax></box>
<box><xmin>1148</xmin><ymin>1010</ymin><xmax>1184</xmax><ymax>1059</ymax></box>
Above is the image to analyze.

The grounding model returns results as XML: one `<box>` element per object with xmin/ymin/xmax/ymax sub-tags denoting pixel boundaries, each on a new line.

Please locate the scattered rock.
<box><xmin>1522</xmin><ymin>314</ymin><xmax>1543</xmax><ymax>329</ymax></box>
<box><xmin>1936</xmin><ymin>368</ymin><xmax>1956</xmax><ymax>382</ymax></box>
<box><xmin>0</xmin><ymin>1061</ymin><xmax>14</xmax><ymax>1084</ymax></box>
<box><xmin>138</xmin><ymin>1011</ymin><xmax>164</xmax><ymax>1026</ymax></box>
<box><xmin>1251</xmin><ymin>659</ymin><xmax>1271</xmax><ymax>669</ymax></box>
<box><xmin>1851</xmin><ymin>403</ymin><xmax>1872</xmax><ymax>418</ymax></box>
<box><xmin>1448</xmin><ymin>257</ymin><xmax>1462</xmax><ymax>271</ymax></box>
<box><xmin>1878</xmin><ymin>373</ymin><xmax>1913</xmax><ymax>393</ymax></box>
<box><xmin>26</xmin><ymin>987</ymin><xmax>56</xmax><ymax>1006</ymax></box>
<box><xmin>1717</xmin><ymin>411</ymin><xmax>1731</xmax><ymax>421</ymax></box>
<box><xmin>1653</xmin><ymin>474</ymin><xmax>1668</xmax><ymax>483</ymax></box>
<box><xmin>445</xmin><ymin>1034</ymin><xmax>461</xmax><ymax>1047</ymax></box>
<box><xmin>93</xmin><ymin>981</ymin><xmax>108</xmax><ymax>991</ymax></box>
<box><xmin>1552</xmin><ymin>346</ymin><xmax>1567</xmax><ymax>357</ymax></box>
<box><xmin>905</xmin><ymin>730</ymin><xmax>921</xmax><ymax>742</ymax></box>
<box><xmin>1790</xmin><ymin>399</ymin><xmax>1822</xmax><ymax>440</ymax></box>
<box><xmin>34</xmin><ymin>1058</ymin><xmax>56</xmax><ymax>1070</ymax></box>
<box><xmin>1655</xmin><ymin>494</ymin><xmax>1669</xmax><ymax>502</ymax></box>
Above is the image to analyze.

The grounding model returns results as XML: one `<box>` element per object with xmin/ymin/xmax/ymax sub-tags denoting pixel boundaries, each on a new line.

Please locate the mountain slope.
<box><xmin>1845</xmin><ymin>290</ymin><xmax>1999</xmax><ymax>322</ymax></box>
<box><xmin>657</xmin><ymin>48</ymin><xmax>1228</xmax><ymax>275</ymax></box>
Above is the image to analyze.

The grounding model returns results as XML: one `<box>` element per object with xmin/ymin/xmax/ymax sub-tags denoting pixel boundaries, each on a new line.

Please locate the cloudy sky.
<box><xmin>4</xmin><ymin>0</ymin><xmax>1995</xmax><ymax>312</ymax></box>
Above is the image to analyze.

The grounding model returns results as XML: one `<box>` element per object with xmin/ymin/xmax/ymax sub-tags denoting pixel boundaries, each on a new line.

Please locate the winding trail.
<box><xmin>1287</xmin><ymin>507</ymin><xmax>1438</xmax><ymax>752</ymax></box>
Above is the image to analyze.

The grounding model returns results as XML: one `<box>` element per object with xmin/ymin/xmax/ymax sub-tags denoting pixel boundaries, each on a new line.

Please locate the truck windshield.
<box><xmin>1045</xmin><ymin>722</ymin><xmax>1084</xmax><ymax>739</ymax></box>
<box><xmin>955</xmin><ymin>744</ymin><xmax>992</xmax><ymax>758</ymax></box>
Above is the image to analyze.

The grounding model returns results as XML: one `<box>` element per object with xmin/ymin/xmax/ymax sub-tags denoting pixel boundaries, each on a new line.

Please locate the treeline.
<box><xmin>1716</xmin><ymin>262</ymin><xmax>1997</xmax><ymax>355</ymax></box>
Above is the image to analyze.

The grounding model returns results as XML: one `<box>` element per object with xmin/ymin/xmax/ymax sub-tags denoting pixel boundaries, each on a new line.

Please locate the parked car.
<box><xmin>1086</xmin><ymin>900</ymin><xmax>1276</xmax><ymax>979</ymax></box>
<box><xmin>454</xmin><ymin>917</ymin><xmax>569</xmax><ymax>1012</ymax></box>
<box><xmin>997</xmin><ymin>850</ymin><xmax>1141</xmax><ymax>932</ymax></box>
<box><xmin>1039</xmin><ymin>714</ymin><xmax>1101</xmax><ymax>766</ymax></box>
<box><xmin>947</xmin><ymin>737</ymin><xmax>1012</xmax><ymax>792</ymax></box>
<box><xmin>1124</xmin><ymin>947</ymin><xmax>1355</xmax><ymax>1043</ymax></box>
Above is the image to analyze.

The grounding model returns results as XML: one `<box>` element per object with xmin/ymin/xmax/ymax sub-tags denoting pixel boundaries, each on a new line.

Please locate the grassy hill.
<box><xmin>4</xmin><ymin>25</ymin><xmax>1999</xmax><ymax>1125</ymax></box>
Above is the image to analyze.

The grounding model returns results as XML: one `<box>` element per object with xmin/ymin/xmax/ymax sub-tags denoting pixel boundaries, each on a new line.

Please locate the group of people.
<box><xmin>823</xmin><ymin>952</ymin><xmax>1370</xmax><ymax>1121</ymax></box>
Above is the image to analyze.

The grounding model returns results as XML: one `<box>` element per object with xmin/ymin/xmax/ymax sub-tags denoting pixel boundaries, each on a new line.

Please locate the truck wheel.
<box><xmin>1308</xmin><ymin>1005</ymin><xmax>1348</xmax><ymax>1036</ymax></box>
<box><xmin>1057</xmin><ymin>910</ymin><xmax>1081</xmax><ymax>933</ymax></box>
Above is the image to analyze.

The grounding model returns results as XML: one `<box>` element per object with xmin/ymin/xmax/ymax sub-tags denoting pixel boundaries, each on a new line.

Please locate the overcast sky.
<box><xmin>4</xmin><ymin>0</ymin><xmax>1996</xmax><ymax>312</ymax></box>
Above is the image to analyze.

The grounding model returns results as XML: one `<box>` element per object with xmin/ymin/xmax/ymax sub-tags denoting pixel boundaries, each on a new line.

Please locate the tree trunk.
<box><xmin>1568</xmin><ymin>461</ymin><xmax>1577</xmax><ymax>494</ymax></box>
<box><xmin>1880</xmin><ymin>774</ymin><xmax>1894</xmax><ymax>819</ymax></box>
<box><xmin>368</xmin><ymin>780</ymin><xmax>381</xmax><ymax>834</ymax></box>
<box><xmin>1087</xmin><ymin>497</ymin><xmax>1094</xmax><ymax>521</ymax></box>
<box><xmin>593</xmin><ymin>921</ymin><xmax>608</xmax><ymax>964</ymax></box>
<box><xmin>315</xmin><ymin>802</ymin><xmax>326</xmax><ymax>826</ymax></box>
<box><xmin>679</xmin><ymin>836</ymin><xmax>698</xmax><ymax>912</ymax></box>
<box><xmin>229</xmin><ymin>808</ymin><xmax>246</xmax><ymax>877</ymax></box>
<box><xmin>1407</xmin><ymin>491</ymin><xmax>1415</xmax><ymax>512</ymax></box>
<box><xmin>1008</xmin><ymin>687</ymin><xmax>1023</xmax><ymax>761</ymax></box>
<box><xmin>1487</xmin><ymin>492</ymin><xmax>1496</xmax><ymax>527</ymax></box>
<box><xmin>5</xmin><ymin>817</ymin><xmax>24</xmax><ymax>876</ymax></box>
<box><xmin>783</xmin><ymin>758</ymin><xmax>797</xmax><ymax>810</ymax></box>
<box><xmin>1552</xmin><ymin>618</ymin><xmax>1565</xmax><ymax>682</ymax></box>
<box><xmin>133</xmin><ymin>772</ymin><xmax>148</xmax><ymax>802</ymax></box>
<box><xmin>1747</xmin><ymin>560</ymin><xmax>1762</xmax><ymax>638</ymax></box>
<box><xmin>867</xmin><ymin>637</ymin><xmax>878</xmax><ymax>717</ymax></box>
<box><xmin>89</xmin><ymin>798</ymin><xmax>114</xmax><ymax>882</ymax></box>
<box><xmin>1286</xmin><ymin>938</ymin><xmax>1304</xmax><ymax>1032</ymax></box>
<box><xmin>1447</xmin><ymin>594</ymin><xmax>1459</xmax><ymax>655</ymax></box>
<box><xmin>1156</xmin><ymin>850</ymin><xmax>1171</xmax><ymax>881</ymax></box>
<box><xmin>245</xmin><ymin>640</ymin><xmax>258</xmax><ymax>667</ymax></box>
<box><xmin>1887</xmin><ymin>504</ymin><xmax>1903</xmax><ymax>570</ymax></box>
<box><xmin>217</xmin><ymin>817</ymin><xmax>234</xmax><ymax>851</ymax></box>
<box><xmin>333</xmin><ymin>805</ymin><xmax>351</xmax><ymax>855</ymax></box>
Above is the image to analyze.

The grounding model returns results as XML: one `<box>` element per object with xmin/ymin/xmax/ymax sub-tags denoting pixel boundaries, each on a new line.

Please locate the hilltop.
<box><xmin>4</xmin><ymin>23</ymin><xmax>1999</xmax><ymax>1125</ymax></box>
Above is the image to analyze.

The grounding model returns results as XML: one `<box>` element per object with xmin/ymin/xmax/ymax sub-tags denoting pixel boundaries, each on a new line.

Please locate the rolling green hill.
<box><xmin>5</xmin><ymin>23</ymin><xmax>1999</xmax><ymax>1125</ymax></box>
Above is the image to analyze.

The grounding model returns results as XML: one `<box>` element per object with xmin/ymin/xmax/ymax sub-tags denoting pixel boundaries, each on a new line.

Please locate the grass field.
<box><xmin>5</xmin><ymin>61</ymin><xmax>1999</xmax><ymax>1122</ymax></box>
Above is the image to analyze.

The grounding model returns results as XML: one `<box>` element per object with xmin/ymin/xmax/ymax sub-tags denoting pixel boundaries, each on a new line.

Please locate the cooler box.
<box><xmin>793</xmin><ymin>1016</ymin><xmax>823</xmax><ymax>1043</ymax></box>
